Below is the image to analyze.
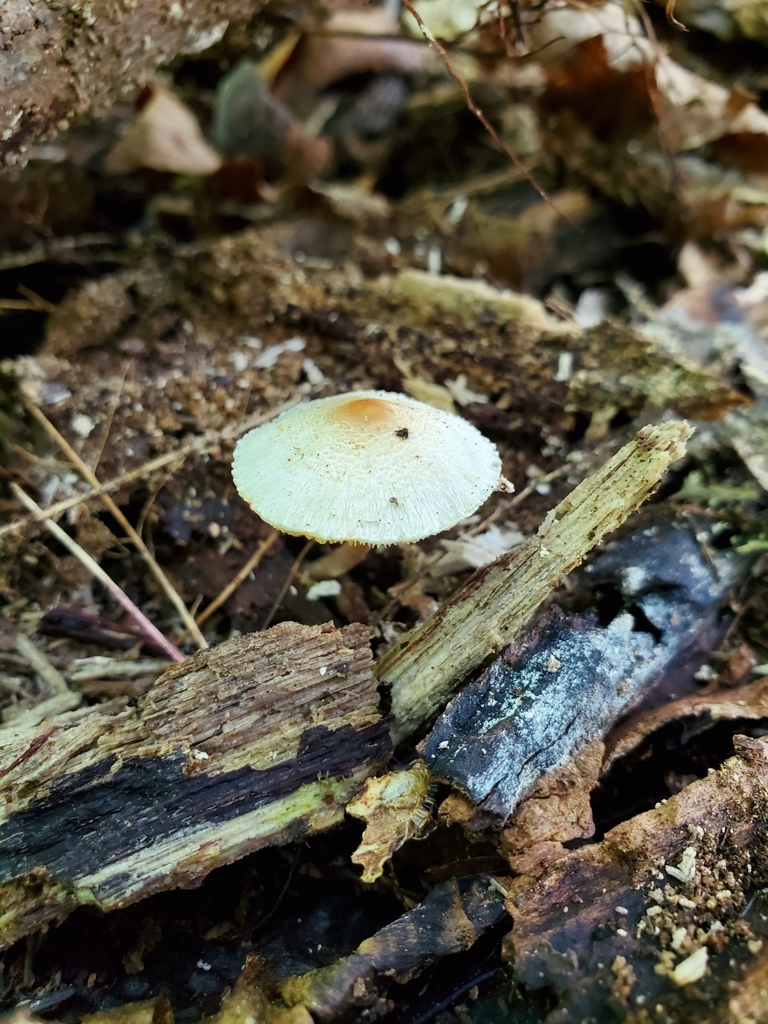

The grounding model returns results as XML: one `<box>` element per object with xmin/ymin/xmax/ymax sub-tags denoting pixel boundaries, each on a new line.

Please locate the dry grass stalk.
<box><xmin>14</xmin><ymin>634</ymin><xmax>71</xmax><ymax>696</ymax></box>
<box><xmin>0</xmin><ymin>397</ymin><xmax>301</xmax><ymax>540</ymax></box>
<box><xmin>10</xmin><ymin>483</ymin><xmax>184</xmax><ymax>664</ymax></box>
<box><xmin>174</xmin><ymin>530</ymin><xmax>280</xmax><ymax>645</ymax></box>
<box><xmin>262</xmin><ymin>540</ymin><xmax>314</xmax><ymax>630</ymax></box>
<box><xmin>24</xmin><ymin>401</ymin><xmax>209</xmax><ymax>651</ymax></box>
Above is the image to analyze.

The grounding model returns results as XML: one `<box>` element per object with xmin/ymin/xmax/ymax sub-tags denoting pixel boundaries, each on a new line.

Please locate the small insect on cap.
<box><xmin>232</xmin><ymin>390</ymin><xmax>506</xmax><ymax>545</ymax></box>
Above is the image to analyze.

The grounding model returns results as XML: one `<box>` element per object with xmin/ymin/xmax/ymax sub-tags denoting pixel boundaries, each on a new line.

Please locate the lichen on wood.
<box><xmin>420</xmin><ymin>516</ymin><xmax>740</xmax><ymax>820</ymax></box>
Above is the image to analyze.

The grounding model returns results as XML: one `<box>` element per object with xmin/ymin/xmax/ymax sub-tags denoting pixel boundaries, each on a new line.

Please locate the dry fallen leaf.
<box><xmin>104</xmin><ymin>85</ymin><xmax>222</xmax><ymax>176</ymax></box>
<box><xmin>529</xmin><ymin>5</ymin><xmax>768</xmax><ymax>235</ymax></box>
<box><xmin>272</xmin><ymin>6</ymin><xmax>438</xmax><ymax>119</ymax></box>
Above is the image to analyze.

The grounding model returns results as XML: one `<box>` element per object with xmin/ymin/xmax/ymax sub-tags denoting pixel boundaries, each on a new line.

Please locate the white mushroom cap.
<box><xmin>232</xmin><ymin>390</ymin><xmax>505</xmax><ymax>545</ymax></box>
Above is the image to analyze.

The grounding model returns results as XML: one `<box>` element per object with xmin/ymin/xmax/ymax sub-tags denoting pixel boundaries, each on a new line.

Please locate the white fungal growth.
<box><xmin>232</xmin><ymin>390</ymin><xmax>505</xmax><ymax>545</ymax></box>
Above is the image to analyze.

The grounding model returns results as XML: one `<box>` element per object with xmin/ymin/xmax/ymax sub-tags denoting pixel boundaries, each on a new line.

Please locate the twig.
<box><xmin>626</xmin><ymin>0</ymin><xmax>681</xmax><ymax>182</ymax></box>
<box><xmin>377</xmin><ymin>421</ymin><xmax>693</xmax><ymax>742</ymax></box>
<box><xmin>0</xmin><ymin>299</ymin><xmax>39</xmax><ymax>311</ymax></box>
<box><xmin>14</xmin><ymin>634</ymin><xmax>71</xmax><ymax>696</ymax></box>
<box><xmin>464</xmin><ymin>464</ymin><xmax>571</xmax><ymax>536</ymax></box>
<box><xmin>0</xmin><ymin>233</ymin><xmax>116</xmax><ymax>272</ymax></box>
<box><xmin>24</xmin><ymin>400</ymin><xmax>209</xmax><ymax>651</ymax></box>
<box><xmin>16</xmin><ymin>285</ymin><xmax>56</xmax><ymax>313</ymax></box>
<box><xmin>0</xmin><ymin>454</ymin><xmax>179</xmax><ymax>539</ymax></box>
<box><xmin>400</xmin><ymin>0</ymin><xmax>563</xmax><ymax>216</ymax></box>
<box><xmin>90</xmin><ymin>362</ymin><xmax>130</xmax><ymax>474</ymax></box>
<box><xmin>175</xmin><ymin>531</ymin><xmax>280</xmax><ymax>644</ymax></box>
<box><xmin>664</xmin><ymin>0</ymin><xmax>687</xmax><ymax>29</ymax></box>
<box><xmin>0</xmin><ymin>677</ymin><xmax>32</xmax><ymax>698</ymax></box>
<box><xmin>198</xmin><ymin>531</ymin><xmax>279</xmax><ymax>626</ymax></box>
<box><xmin>0</xmin><ymin>397</ymin><xmax>300</xmax><ymax>540</ymax></box>
<box><xmin>10</xmin><ymin>483</ymin><xmax>184</xmax><ymax>664</ymax></box>
<box><xmin>261</xmin><ymin>540</ymin><xmax>313</xmax><ymax>630</ymax></box>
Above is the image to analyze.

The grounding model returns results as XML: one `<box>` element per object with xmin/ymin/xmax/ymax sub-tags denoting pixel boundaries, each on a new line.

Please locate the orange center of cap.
<box><xmin>330</xmin><ymin>397</ymin><xmax>399</xmax><ymax>429</ymax></box>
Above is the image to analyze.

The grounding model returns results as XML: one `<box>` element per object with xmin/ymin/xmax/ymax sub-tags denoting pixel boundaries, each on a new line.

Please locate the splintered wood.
<box><xmin>378</xmin><ymin>420</ymin><xmax>693</xmax><ymax>741</ymax></box>
<box><xmin>0</xmin><ymin>622</ymin><xmax>391</xmax><ymax>949</ymax></box>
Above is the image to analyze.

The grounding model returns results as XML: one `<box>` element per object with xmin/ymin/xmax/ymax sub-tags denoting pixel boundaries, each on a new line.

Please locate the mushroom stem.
<box><xmin>306</xmin><ymin>543</ymin><xmax>372</xmax><ymax>581</ymax></box>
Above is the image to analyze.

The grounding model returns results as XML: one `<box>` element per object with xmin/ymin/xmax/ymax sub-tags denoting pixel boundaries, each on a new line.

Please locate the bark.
<box><xmin>0</xmin><ymin>621</ymin><xmax>391</xmax><ymax>949</ymax></box>
<box><xmin>0</xmin><ymin>0</ymin><xmax>286</xmax><ymax>168</ymax></box>
<box><xmin>505</xmin><ymin>734</ymin><xmax>768</xmax><ymax>1021</ymax></box>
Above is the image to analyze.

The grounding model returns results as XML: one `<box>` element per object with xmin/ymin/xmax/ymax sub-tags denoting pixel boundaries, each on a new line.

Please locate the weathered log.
<box><xmin>0</xmin><ymin>0</ymin><xmax>296</xmax><ymax>168</ymax></box>
<box><xmin>421</xmin><ymin>518</ymin><xmax>740</xmax><ymax>821</ymax></box>
<box><xmin>203</xmin><ymin>876</ymin><xmax>506</xmax><ymax>1024</ymax></box>
<box><xmin>505</xmin><ymin>734</ymin><xmax>768</xmax><ymax>1020</ymax></box>
<box><xmin>0</xmin><ymin>425</ymin><xmax>691</xmax><ymax>950</ymax></box>
<box><xmin>0</xmin><ymin>621</ymin><xmax>391</xmax><ymax>949</ymax></box>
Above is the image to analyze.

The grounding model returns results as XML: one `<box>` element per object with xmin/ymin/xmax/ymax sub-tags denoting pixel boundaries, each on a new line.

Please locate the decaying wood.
<box><xmin>0</xmin><ymin>622</ymin><xmax>391</xmax><ymax>950</ymax></box>
<box><xmin>204</xmin><ymin>876</ymin><xmax>506</xmax><ymax>1024</ymax></box>
<box><xmin>82</xmin><ymin>999</ymin><xmax>173</xmax><ymax>1024</ymax></box>
<box><xmin>377</xmin><ymin>421</ymin><xmax>693</xmax><ymax>742</ymax></box>
<box><xmin>604</xmin><ymin>674</ymin><xmax>768</xmax><ymax>772</ymax></box>
<box><xmin>279</xmin><ymin>875</ymin><xmax>507</xmax><ymax>1020</ymax></box>
<box><xmin>505</xmin><ymin>734</ymin><xmax>768</xmax><ymax>1021</ymax></box>
<box><xmin>0</xmin><ymin>0</ymin><xmax>285</xmax><ymax>168</ymax></box>
<box><xmin>391</xmin><ymin>270</ymin><xmax>748</xmax><ymax>423</ymax></box>
<box><xmin>347</xmin><ymin>760</ymin><xmax>435</xmax><ymax>883</ymax></box>
<box><xmin>500</xmin><ymin>741</ymin><xmax>604</xmax><ymax>876</ymax></box>
<box><xmin>421</xmin><ymin>516</ymin><xmax>739</xmax><ymax>821</ymax></box>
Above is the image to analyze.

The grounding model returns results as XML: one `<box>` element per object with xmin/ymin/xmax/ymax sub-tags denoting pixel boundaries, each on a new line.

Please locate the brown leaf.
<box><xmin>272</xmin><ymin>8</ymin><xmax>437</xmax><ymax>119</ymax></box>
<box><xmin>104</xmin><ymin>85</ymin><xmax>221</xmax><ymax>176</ymax></box>
<box><xmin>530</xmin><ymin>7</ymin><xmax>768</xmax><ymax>235</ymax></box>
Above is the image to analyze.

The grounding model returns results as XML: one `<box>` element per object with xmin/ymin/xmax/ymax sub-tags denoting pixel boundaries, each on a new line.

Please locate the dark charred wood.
<box><xmin>0</xmin><ymin>621</ymin><xmax>390</xmax><ymax>949</ymax></box>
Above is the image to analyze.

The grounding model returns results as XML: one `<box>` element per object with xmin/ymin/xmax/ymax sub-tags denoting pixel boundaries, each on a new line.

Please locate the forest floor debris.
<box><xmin>2</xmin><ymin>0</ymin><xmax>768</xmax><ymax>1021</ymax></box>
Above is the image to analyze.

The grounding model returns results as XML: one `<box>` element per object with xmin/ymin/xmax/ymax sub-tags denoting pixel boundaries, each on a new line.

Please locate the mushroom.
<box><xmin>232</xmin><ymin>390</ymin><xmax>510</xmax><ymax>549</ymax></box>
